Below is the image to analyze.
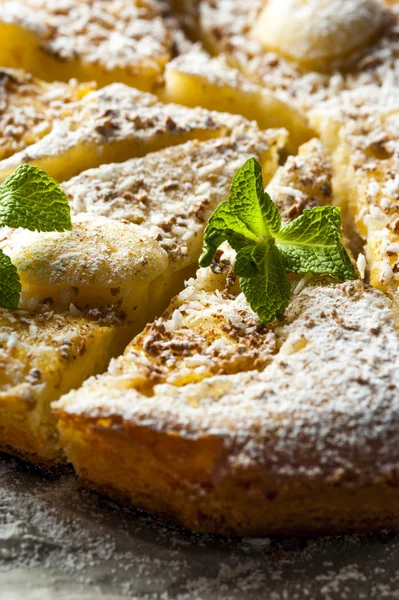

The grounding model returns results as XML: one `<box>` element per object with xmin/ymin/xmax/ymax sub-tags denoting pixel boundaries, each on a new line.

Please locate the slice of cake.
<box><xmin>164</xmin><ymin>50</ymin><xmax>313</xmax><ymax>153</ymax></box>
<box><xmin>310</xmin><ymin>85</ymin><xmax>399</xmax><ymax>292</ymax></box>
<box><xmin>0</xmin><ymin>0</ymin><xmax>173</xmax><ymax>91</ymax></box>
<box><xmin>54</xmin><ymin>140</ymin><xmax>399</xmax><ymax>537</ymax></box>
<box><xmin>0</xmin><ymin>83</ymin><xmax>267</xmax><ymax>182</ymax></box>
<box><xmin>0</xmin><ymin>306</ymin><xmax>126</xmax><ymax>466</ymax></box>
<box><xmin>6</xmin><ymin>128</ymin><xmax>283</xmax><ymax>317</ymax></box>
<box><xmin>55</xmin><ymin>275</ymin><xmax>399</xmax><ymax>536</ymax></box>
<box><xmin>0</xmin><ymin>68</ymin><xmax>95</xmax><ymax>161</ymax></box>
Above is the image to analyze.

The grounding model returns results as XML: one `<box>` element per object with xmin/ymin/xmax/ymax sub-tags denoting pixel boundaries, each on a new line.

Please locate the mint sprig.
<box><xmin>0</xmin><ymin>164</ymin><xmax>72</xmax><ymax>309</ymax></box>
<box><xmin>199</xmin><ymin>158</ymin><xmax>358</xmax><ymax>324</ymax></box>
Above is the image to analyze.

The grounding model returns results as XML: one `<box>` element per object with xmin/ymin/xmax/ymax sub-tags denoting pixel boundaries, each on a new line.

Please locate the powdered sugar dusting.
<box><xmin>199</xmin><ymin>0</ymin><xmax>399</xmax><ymax>112</ymax></box>
<box><xmin>0</xmin><ymin>83</ymin><xmax>266</xmax><ymax>179</ymax></box>
<box><xmin>1</xmin><ymin>0</ymin><xmax>172</xmax><ymax>75</ymax></box>
<box><xmin>56</xmin><ymin>278</ymin><xmax>399</xmax><ymax>487</ymax></box>
<box><xmin>61</xmin><ymin>130</ymin><xmax>282</xmax><ymax>266</ymax></box>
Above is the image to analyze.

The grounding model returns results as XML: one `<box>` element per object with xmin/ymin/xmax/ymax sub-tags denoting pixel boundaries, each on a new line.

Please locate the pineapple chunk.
<box><xmin>310</xmin><ymin>86</ymin><xmax>399</xmax><ymax>292</ymax></box>
<box><xmin>3</xmin><ymin>129</ymin><xmax>285</xmax><ymax>318</ymax></box>
<box><xmin>0</xmin><ymin>307</ymin><xmax>127</xmax><ymax>466</ymax></box>
<box><xmin>0</xmin><ymin>83</ymin><xmax>268</xmax><ymax>182</ymax></box>
<box><xmin>164</xmin><ymin>50</ymin><xmax>313</xmax><ymax>153</ymax></box>
<box><xmin>0</xmin><ymin>0</ymin><xmax>173</xmax><ymax>91</ymax></box>
<box><xmin>0</xmin><ymin>68</ymin><xmax>95</xmax><ymax>161</ymax></box>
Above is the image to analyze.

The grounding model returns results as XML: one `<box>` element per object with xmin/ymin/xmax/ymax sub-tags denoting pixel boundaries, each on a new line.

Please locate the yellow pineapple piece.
<box><xmin>310</xmin><ymin>86</ymin><xmax>399</xmax><ymax>292</ymax></box>
<box><xmin>4</xmin><ymin>128</ymin><xmax>285</xmax><ymax>319</ymax></box>
<box><xmin>54</xmin><ymin>140</ymin><xmax>399</xmax><ymax>536</ymax></box>
<box><xmin>6</xmin><ymin>218</ymin><xmax>169</xmax><ymax>325</ymax></box>
<box><xmin>0</xmin><ymin>68</ymin><xmax>95</xmax><ymax>161</ymax></box>
<box><xmin>0</xmin><ymin>83</ymin><xmax>270</xmax><ymax>182</ymax></box>
<box><xmin>0</xmin><ymin>0</ymin><xmax>173</xmax><ymax>91</ymax></box>
<box><xmin>164</xmin><ymin>50</ymin><xmax>313</xmax><ymax>153</ymax></box>
<box><xmin>0</xmin><ymin>307</ymin><xmax>126</xmax><ymax>466</ymax></box>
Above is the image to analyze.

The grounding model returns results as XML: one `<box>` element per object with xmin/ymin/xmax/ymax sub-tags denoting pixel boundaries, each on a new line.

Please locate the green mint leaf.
<box><xmin>199</xmin><ymin>158</ymin><xmax>357</xmax><ymax>326</ymax></box>
<box><xmin>0</xmin><ymin>164</ymin><xmax>72</xmax><ymax>232</ymax></box>
<box><xmin>234</xmin><ymin>245</ymin><xmax>260</xmax><ymax>278</ymax></box>
<box><xmin>229</xmin><ymin>157</ymin><xmax>281</xmax><ymax>238</ymax></box>
<box><xmin>199</xmin><ymin>158</ymin><xmax>280</xmax><ymax>268</ymax></box>
<box><xmin>199</xmin><ymin>200</ymin><xmax>257</xmax><ymax>267</ymax></box>
<box><xmin>0</xmin><ymin>249</ymin><xmax>21</xmax><ymax>309</ymax></box>
<box><xmin>238</xmin><ymin>241</ymin><xmax>290</xmax><ymax>324</ymax></box>
<box><xmin>276</xmin><ymin>206</ymin><xmax>358</xmax><ymax>281</ymax></box>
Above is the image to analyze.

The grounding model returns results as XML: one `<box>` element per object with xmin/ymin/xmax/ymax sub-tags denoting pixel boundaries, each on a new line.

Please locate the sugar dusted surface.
<box><xmin>56</xmin><ymin>278</ymin><xmax>399</xmax><ymax>487</ymax></box>
<box><xmin>1</xmin><ymin>454</ymin><xmax>399</xmax><ymax>599</ymax></box>
<box><xmin>1</xmin><ymin>0</ymin><xmax>172</xmax><ymax>74</ymax></box>
<box><xmin>199</xmin><ymin>0</ymin><xmax>399</xmax><ymax>111</ymax></box>
<box><xmin>167</xmin><ymin>48</ymin><xmax>261</xmax><ymax>95</ymax></box>
<box><xmin>0</xmin><ymin>83</ymin><xmax>258</xmax><ymax>173</ymax></box>
<box><xmin>62</xmin><ymin>130</ymin><xmax>283</xmax><ymax>265</ymax></box>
